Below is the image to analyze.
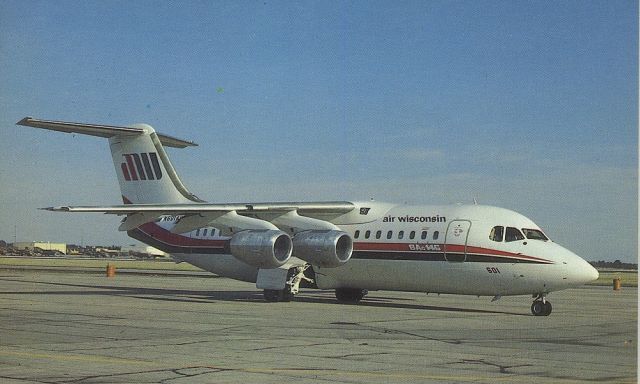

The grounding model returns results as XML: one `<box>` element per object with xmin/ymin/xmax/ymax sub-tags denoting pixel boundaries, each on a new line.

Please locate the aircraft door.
<box><xmin>444</xmin><ymin>220</ymin><xmax>471</xmax><ymax>262</ymax></box>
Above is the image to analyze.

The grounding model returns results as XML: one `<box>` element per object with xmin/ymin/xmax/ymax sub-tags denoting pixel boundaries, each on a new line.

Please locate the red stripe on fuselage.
<box><xmin>355</xmin><ymin>242</ymin><xmax>415</xmax><ymax>251</ymax></box>
<box><xmin>353</xmin><ymin>241</ymin><xmax>553</xmax><ymax>264</ymax></box>
<box><xmin>138</xmin><ymin>222</ymin><xmax>227</xmax><ymax>249</ymax></box>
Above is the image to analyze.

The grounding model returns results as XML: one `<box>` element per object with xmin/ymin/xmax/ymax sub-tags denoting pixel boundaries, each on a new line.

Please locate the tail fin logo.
<box><xmin>121</xmin><ymin>153</ymin><xmax>163</xmax><ymax>181</ymax></box>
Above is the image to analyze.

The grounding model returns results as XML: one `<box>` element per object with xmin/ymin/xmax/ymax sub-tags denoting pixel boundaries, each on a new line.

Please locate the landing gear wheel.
<box><xmin>531</xmin><ymin>301</ymin><xmax>545</xmax><ymax>316</ymax></box>
<box><xmin>335</xmin><ymin>288</ymin><xmax>367</xmax><ymax>303</ymax></box>
<box><xmin>531</xmin><ymin>300</ymin><xmax>552</xmax><ymax>316</ymax></box>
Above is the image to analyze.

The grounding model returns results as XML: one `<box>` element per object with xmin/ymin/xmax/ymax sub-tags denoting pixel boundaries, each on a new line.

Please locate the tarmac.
<box><xmin>0</xmin><ymin>268</ymin><xmax>636</xmax><ymax>383</ymax></box>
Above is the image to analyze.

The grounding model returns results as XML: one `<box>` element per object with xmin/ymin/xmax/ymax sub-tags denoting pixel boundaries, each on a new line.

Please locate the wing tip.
<box><xmin>17</xmin><ymin>116</ymin><xmax>34</xmax><ymax>126</ymax></box>
<box><xmin>156</xmin><ymin>133</ymin><xmax>199</xmax><ymax>148</ymax></box>
<box><xmin>39</xmin><ymin>206</ymin><xmax>70</xmax><ymax>212</ymax></box>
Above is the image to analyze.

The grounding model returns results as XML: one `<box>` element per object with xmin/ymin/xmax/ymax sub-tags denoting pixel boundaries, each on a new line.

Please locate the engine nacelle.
<box><xmin>230</xmin><ymin>230</ymin><xmax>293</xmax><ymax>269</ymax></box>
<box><xmin>292</xmin><ymin>230</ymin><xmax>353</xmax><ymax>268</ymax></box>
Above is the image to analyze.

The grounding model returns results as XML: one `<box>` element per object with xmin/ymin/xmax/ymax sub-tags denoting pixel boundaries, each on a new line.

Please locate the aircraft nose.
<box><xmin>585</xmin><ymin>262</ymin><xmax>599</xmax><ymax>282</ymax></box>
<box><xmin>555</xmin><ymin>243</ymin><xmax>599</xmax><ymax>286</ymax></box>
<box><xmin>571</xmin><ymin>257</ymin><xmax>599</xmax><ymax>285</ymax></box>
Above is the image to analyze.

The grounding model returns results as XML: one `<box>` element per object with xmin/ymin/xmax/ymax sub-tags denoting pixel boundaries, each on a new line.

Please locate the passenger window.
<box><xmin>203</xmin><ymin>228</ymin><xmax>208</xmax><ymax>237</ymax></box>
<box><xmin>421</xmin><ymin>231</ymin><xmax>427</xmax><ymax>240</ymax></box>
<box><xmin>490</xmin><ymin>226</ymin><xmax>504</xmax><ymax>242</ymax></box>
<box><xmin>354</xmin><ymin>230</ymin><xmax>360</xmax><ymax>239</ymax></box>
<box><xmin>505</xmin><ymin>227</ymin><xmax>525</xmax><ymax>242</ymax></box>
<box><xmin>433</xmin><ymin>231</ymin><xmax>439</xmax><ymax>240</ymax></box>
<box><xmin>409</xmin><ymin>231</ymin><xmax>416</xmax><ymax>240</ymax></box>
<box><xmin>196</xmin><ymin>229</ymin><xmax>200</xmax><ymax>236</ymax></box>
<box><xmin>376</xmin><ymin>230</ymin><xmax>382</xmax><ymax>239</ymax></box>
<box><xmin>387</xmin><ymin>231</ymin><xmax>393</xmax><ymax>239</ymax></box>
<box><xmin>365</xmin><ymin>230</ymin><xmax>371</xmax><ymax>239</ymax></box>
<box><xmin>398</xmin><ymin>231</ymin><xmax>404</xmax><ymax>240</ymax></box>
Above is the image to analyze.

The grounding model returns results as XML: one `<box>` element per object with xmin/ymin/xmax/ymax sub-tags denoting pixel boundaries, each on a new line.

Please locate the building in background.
<box><xmin>121</xmin><ymin>244</ymin><xmax>167</xmax><ymax>258</ymax></box>
<box><xmin>12</xmin><ymin>242</ymin><xmax>67</xmax><ymax>255</ymax></box>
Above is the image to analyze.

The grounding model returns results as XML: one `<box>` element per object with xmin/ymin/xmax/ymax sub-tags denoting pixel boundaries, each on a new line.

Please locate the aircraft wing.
<box><xmin>42</xmin><ymin>202</ymin><xmax>356</xmax><ymax>233</ymax></box>
<box><xmin>42</xmin><ymin>201</ymin><xmax>354</xmax><ymax>214</ymax></box>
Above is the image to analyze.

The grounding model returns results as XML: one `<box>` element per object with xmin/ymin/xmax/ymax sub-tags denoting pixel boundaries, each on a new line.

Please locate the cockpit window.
<box><xmin>522</xmin><ymin>228</ymin><xmax>549</xmax><ymax>241</ymax></box>
<box><xmin>489</xmin><ymin>226</ymin><xmax>504</xmax><ymax>242</ymax></box>
<box><xmin>505</xmin><ymin>227</ymin><xmax>525</xmax><ymax>242</ymax></box>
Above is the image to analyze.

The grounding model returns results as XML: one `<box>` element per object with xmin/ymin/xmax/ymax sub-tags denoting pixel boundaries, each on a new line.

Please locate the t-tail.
<box><xmin>16</xmin><ymin>117</ymin><xmax>204</xmax><ymax>205</ymax></box>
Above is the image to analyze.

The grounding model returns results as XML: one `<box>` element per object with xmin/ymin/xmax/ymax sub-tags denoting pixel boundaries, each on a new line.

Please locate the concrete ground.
<box><xmin>0</xmin><ymin>269</ymin><xmax>636</xmax><ymax>383</ymax></box>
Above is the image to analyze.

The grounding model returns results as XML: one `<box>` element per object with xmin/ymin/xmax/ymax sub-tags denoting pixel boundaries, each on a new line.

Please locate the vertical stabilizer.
<box><xmin>109</xmin><ymin>124</ymin><xmax>204</xmax><ymax>204</ymax></box>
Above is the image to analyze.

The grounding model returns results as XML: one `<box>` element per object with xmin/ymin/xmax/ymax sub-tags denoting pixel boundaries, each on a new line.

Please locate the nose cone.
<box><xmin>585</xmin><ymin>262</ymin><xmax>599</xmax><ymax>282</ymax></box>
<box><xmin>570</xmin><ymin>257</ymin><xmax>600</xmax><ymax>285</ymax></box>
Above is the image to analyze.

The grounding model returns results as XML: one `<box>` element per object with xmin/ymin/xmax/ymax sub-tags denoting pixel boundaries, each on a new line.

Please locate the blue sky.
<box><xmin>0</xmin><ymin>1</ymin><xmax>637</xmax><ymax>263</ymax></box>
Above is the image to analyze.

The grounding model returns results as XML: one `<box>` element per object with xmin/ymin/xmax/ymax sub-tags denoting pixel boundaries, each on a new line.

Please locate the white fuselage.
<box><xmin>132</xmin><ymin>201</ymin><xmax>598</xmax><ymax>297</ymax></box>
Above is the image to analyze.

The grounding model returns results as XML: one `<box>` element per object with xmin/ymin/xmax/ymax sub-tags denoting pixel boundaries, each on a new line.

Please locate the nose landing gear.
<box><xmin>531</xmin><ymin>294</ymin><xmax>552</xmax><ymax>316</ymax></box>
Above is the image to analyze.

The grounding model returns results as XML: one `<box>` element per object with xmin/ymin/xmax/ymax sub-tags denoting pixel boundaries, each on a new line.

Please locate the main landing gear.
<box><xmin>531</xmin><ymin>294</ymin><xmax>552</xmax><ymax>316</ymax></box>
<box><xmin>263</xmin><ymin>265</ymin><xmax>314</xmax><ymax>303</ymax></box>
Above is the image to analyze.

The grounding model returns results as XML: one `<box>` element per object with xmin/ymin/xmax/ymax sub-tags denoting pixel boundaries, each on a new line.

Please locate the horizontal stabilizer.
<box><xmin>17</xmin><ymin>117</ymin><xmax>197</xmax><ymax>148</ymax></box>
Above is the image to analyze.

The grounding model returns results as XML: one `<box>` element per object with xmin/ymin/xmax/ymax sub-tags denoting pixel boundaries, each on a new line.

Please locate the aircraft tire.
<box><xmin>531</xmin><ymin>301</ymin><xmax>544</xmax><ymax>316</ymax></box>
<box><xmin>335</xmin><ymin>288</ymin><xmax>366</xmax><ymax>303</ymax></box>
<box><xmin>531</xmin><ymin>300</ymin><xmax>551</xmax><ymax>316</ymax></box>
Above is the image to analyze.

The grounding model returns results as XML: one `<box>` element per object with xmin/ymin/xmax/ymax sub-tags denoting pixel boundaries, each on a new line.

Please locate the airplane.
<box><xmin>15</xmin><ymin>117</ymin><xmax>599</xmax><ymax>316</ymax></box>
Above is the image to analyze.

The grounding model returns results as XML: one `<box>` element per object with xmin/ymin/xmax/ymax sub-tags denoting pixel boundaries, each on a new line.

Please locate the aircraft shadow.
<box><xmin>294</xmin><ymin>293</ymin><xmax>528</xmax><ymax>316</ymax></box>
<box><xmin>0</xmin><ymin>277</ymin><xmax>527</xmax><ymax>316</ymax></box>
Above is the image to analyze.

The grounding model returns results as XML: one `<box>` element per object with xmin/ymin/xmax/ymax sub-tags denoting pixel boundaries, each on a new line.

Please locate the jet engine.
<box><xmin>292</xmin><ymin>230</ymin><xmax>353</xmax><ymax>268</ymax></box>
<box><xmin>230</xmin><ymin>230</ymin><xmax>293</xmax><ymax>269</ymax></box>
